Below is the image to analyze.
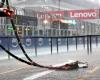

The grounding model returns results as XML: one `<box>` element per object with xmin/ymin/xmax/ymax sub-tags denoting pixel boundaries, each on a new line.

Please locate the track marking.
<box><xmin>23</xmin><ymin>62</ymin><xmax>71</xmax><ymax>80</ymax></box>
<box><xmin>0</xmin><ymin>65</ymin><xmax>30</xmax><ymax>75</ymax></box>
<box><xmin>23</xmin><ymin>70</ymin><xmax>53</xmax><ymax>80</ymax></box>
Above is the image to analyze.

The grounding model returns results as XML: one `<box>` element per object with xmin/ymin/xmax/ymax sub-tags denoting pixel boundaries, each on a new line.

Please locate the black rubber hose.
<box><xmin>5</xmin><ymin>0</ymin><xmax>33</xmax><ymax>62</ymax></box>
<box><xmin>0</xmin><ymin>44</ymin><xmax>63</xmax><ymax>70</ymax></box>
<box><xmin>0</xmin><ymin>44</ymin><xmax>32</xmax><ymax>65</ymax></box>
<box><xmin>0</xmin><ymin>0</ymin><xmax>79</xmax><ymax>71</ymax></box>
<box><xmin>0</xmin><ymin>44</ymin><xmax>47</xmax><ymax>68</ymax></box>
<box><xmin>4</xmin><ymin>0</ymin><xmax>51</xmax><ymax>69</ymax></box>
<box><xmin>0</xmin><ymin>0</ymin><xmax>5</xmax><ymax>7</ymax></box>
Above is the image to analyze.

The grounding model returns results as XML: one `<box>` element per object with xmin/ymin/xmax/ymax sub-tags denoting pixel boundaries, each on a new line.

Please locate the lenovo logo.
<box><xmin>70</xmin><ymin>12</ymin><xmax>96</xmax><ymax>18</ymax></box>
<box><xmin>68</xmin><ymin>9</ymin><xmax>99</xmax><ymax>19</ymax></box>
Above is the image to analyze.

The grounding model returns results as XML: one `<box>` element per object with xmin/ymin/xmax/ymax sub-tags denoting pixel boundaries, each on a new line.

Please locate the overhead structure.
<box><xmin>11</xmin><ymin>0</ymin><xmax>100</xmax><ymax>10</ymax></box>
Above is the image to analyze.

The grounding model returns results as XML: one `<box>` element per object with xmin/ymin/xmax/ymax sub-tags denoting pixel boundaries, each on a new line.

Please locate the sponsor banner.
<box><xmin>66</xmin><ymin>9</ymin><xmax>99</xmax><ymax>19</ymax></box>
<box><xmin>12</xmin><ymin>38</ymin><xmax>18</xmax><ymax>48</ymax></box>
<box><xmin>36</xmin><ymin>11</ymin><xmax>64</xmax><ymax>21</ymax></box>
<box><xmin>25</xmin><ymin>38</ymin><xmax>32</xmax><ymax>47</ymax></box>
<box><xmin>47</xmin><ymin>11</ymin><xmax>64</xmax><ymax>21</ymax></box>
<box><xmin>47</xmin><ymin>11</ymin><xmax>64</xmax><ymax>16</ymax></box>
<box><xmin>38</xmin><ymin>38</ymin><xmax>43</xmax><ymax>46</ymax></box>
<box><xmin>40</xmin><ymin>9</ymin><xmax>99</xmax><ymax>20</ymax></box>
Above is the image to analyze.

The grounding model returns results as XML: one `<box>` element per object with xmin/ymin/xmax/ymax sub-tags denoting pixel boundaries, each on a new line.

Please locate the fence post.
<box><xmin>7</xmin><ymin>37</ymin><xmax>10</xmax><ymax>60</ymax></box>
<box><xmin>87</xmin><ymin>36</ymin><xmax>89</xmax><ymax>54</ymax></box>
<box><xmin>89</xmin><ymin>36</ymin><xmax>92</xmax><ymax>53</ymax></box>
<box><xmin>96</xmin><ymin>36</ymin><xmax>98</xmax><ymax>47</ymax></box>
<box><xmin>67</xmin><ymin>37</ymin><xmax>69</xmax><ymax>52</ymax></box>
<box><xmin>56</xmin><ymin>37</ymin><xmax>58</xmax><ymax>54</ymax></box>
<box><xmin>83</xmin><ymin>37</ymin><xmax>85</xmax><ymax>49</ymax></box>
<box><xmin>34</xmin><ymin>37</ymin><xmax>37</xmax><ymax>56</ymax></box>
<box><xmin>75</xmin><ymin>37</ymin><xmax>77</xmax><ymax>50</ymax></box>
<box><xmin>51</xmin><ymin>37</ymin><xmax>52</xmax><ymax>55</ymax></box>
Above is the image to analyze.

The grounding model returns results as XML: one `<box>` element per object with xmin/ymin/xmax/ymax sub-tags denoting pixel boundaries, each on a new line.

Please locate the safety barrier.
<box><xmin>0</xmin><ymin>35</ymin><xmax>100</xmax><ymax>60</ymax></box>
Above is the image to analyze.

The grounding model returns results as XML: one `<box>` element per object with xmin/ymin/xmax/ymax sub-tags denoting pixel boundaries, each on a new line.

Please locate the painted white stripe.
<box><xmin>0</xmin><ymin>66</ymin><xmax>29</xmax><ymax>75</ymax></box>
<box><xmin>23</xmin><ymin>61</ymin><xmax>76</xmax><ymax>80</ymax></box>
<box><xmin>23</xmin><ymin>70</ymin><xmax>53</xmax><ymax>80</ymax></box>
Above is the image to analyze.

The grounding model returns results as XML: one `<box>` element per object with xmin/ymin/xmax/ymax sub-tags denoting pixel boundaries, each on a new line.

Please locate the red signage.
<box><xmin>67</xmin><ymin>9</ymin><xmax>99</xmax><ymax>19</ymax></box>
<box><xmin>47</xmin><ymin>11</ymin><xmax>64</xmax><ymax>15</ymax></box>
<box><xmin>35</xmin><ymin>9</ymin><xmax>99</xmax><ymax>20</ymax></box>
<box><xmin>46</xmin><ymin>11</ymin><xmax>64</xmax><ymax>21</ymax></box>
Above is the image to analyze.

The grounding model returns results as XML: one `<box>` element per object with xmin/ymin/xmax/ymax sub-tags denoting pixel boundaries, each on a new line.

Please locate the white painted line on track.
<box><xmin>0</xmin><ymin>66</ymin><xmax>29</xmax><ymax>75</ymax></box>
<box><xmin>24</xmin><ymin>63</ymin><xmax>100</xmax><ymax>80</ymax></box>
<box><xmin>23</xmin><ymin>70</ymin><xmax>53</xmax><ymax>80</ymax></box>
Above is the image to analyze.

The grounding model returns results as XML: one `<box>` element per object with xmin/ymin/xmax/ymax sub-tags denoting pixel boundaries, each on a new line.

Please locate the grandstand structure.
<box><xmin>0</xmin><ymin>0</ymin><xmax>100</xmax><ymax>37</ymax></box>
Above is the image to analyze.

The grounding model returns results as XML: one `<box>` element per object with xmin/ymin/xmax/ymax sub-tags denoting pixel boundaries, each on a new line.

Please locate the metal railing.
<box><xmin>0</xmin><ymin>35</ymin><xmax>100</xmax><ymax>60</ymax></box>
